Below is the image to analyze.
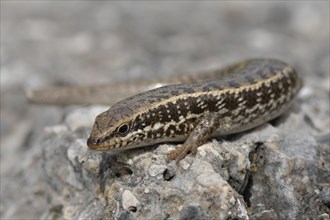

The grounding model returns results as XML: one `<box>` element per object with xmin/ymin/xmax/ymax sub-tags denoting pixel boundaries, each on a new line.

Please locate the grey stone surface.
<box><xmin>1</xmin><ymin>1</ymin><xmax>329</xmax><ymax>219</ymax></box>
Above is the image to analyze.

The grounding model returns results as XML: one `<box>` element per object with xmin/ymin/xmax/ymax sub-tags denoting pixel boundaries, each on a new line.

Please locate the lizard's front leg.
<box><xmin>166</xmin><ymin>112</ymin><xmax>221</xmax><ymax>165</ymax></box>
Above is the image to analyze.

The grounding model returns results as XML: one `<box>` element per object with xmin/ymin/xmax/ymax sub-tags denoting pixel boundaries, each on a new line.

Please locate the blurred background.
<box><xmin>1</xmin><ymin>1</ymin><xmax>329</xmax><ymax>218</ymax></box>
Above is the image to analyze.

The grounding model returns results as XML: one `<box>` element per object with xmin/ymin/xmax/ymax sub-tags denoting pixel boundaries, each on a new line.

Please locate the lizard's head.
<box><xmin>87</xmin><ymin>104</ymin><xmax>147</xmax><ymax>151</ymax></box>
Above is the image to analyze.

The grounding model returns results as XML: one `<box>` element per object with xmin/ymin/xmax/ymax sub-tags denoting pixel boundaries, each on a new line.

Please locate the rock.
<box><xmin>148</xmin><ymin>164</ymin><xmax>167</xmax><ymax>178</ymax></box>
<box><xmin>39</xmin><ymin>114</ymin><xmax>252</xmax><ymax>219</ymax></box>
<box><xmin>317</xmin><ymin>213</ymin><xmax>330</xmax><ymax>220</ymax></box>
<box><xmin>122</xmin><ymin>190</ymin><xmax>140</xmax><ymax>212</ymax></box>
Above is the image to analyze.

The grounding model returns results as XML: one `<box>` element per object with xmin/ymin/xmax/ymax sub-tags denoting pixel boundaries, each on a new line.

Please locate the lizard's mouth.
<box><xmin>87</xmin><ymin>136</ymin><xmax>125</xmax><ymax>151</ymax></box>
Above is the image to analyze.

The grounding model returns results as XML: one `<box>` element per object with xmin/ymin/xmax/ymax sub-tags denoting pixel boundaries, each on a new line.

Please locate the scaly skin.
<box><xmin>84</xmin><ymin>59</ymin><xmax>303</xmax><ymax>164</ymax></box>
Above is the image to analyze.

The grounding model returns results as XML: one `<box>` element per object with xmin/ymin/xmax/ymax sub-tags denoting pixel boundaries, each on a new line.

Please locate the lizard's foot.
<box><xmin>166</xmin><ymin>143</ymin><xmax>198</xmax><ymax>165</ymax></box>
<box><xmin>166</xmin><ymin>112</ymin><xmax>219</xmax><ymax>165</ymax></box>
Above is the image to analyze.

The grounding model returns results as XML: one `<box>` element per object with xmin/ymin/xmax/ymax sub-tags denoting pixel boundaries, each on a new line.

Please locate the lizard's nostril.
<box><xmin>87</xmin><ymin>137</ymin><xmax>101</xmax><ymax>149</ymax></box>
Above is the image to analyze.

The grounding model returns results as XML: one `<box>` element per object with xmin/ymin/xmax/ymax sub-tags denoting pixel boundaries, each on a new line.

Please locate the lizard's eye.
<box><xmin>118</xmin><ymin>123</ymin><xmax>130</xmax><ymax>135</ymax></box>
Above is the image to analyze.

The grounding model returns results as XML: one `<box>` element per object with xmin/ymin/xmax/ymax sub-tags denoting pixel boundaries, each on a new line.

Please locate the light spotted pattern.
<box><xmin>87</xmin><ymin>59</ymin><xmax>303</xmax><ymax>164</ymax></box>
